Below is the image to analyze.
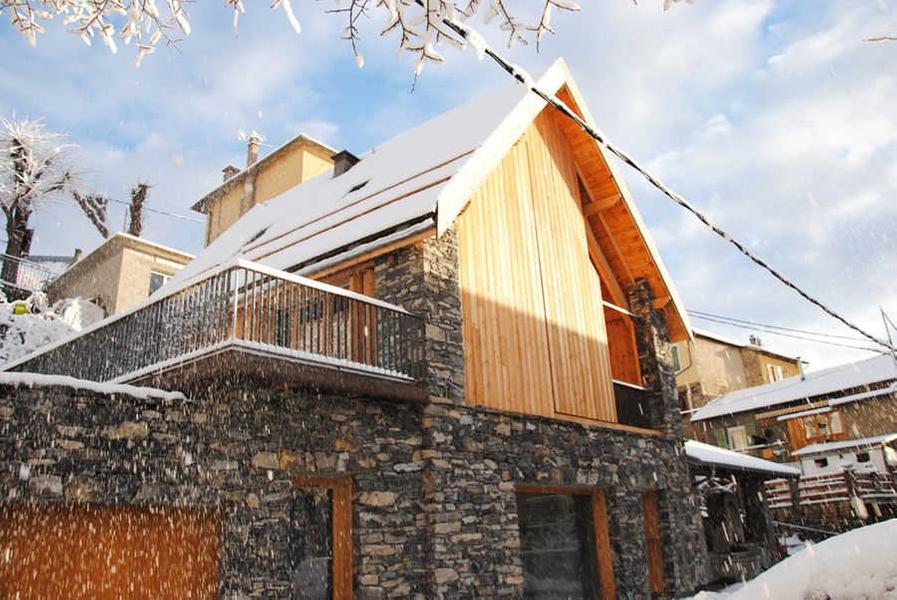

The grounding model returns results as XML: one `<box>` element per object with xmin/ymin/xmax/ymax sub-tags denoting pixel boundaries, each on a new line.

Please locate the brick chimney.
<box><xmin>332</xmin><ymin>150</ymin><xmax>360</xmax><ymax>177</ymax></box>
<box><xmin>246</xmin><ymin>133</ymin><xmax>262</xmax><ymax>168</ymax></box>
<box><xmin>222</xmin><ymin>165</ymin><xmax>240</xmax><ymax>182</ymax></box>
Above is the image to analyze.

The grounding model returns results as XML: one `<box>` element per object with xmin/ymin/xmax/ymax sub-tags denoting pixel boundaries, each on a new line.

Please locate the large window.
<box><xmin>516</xmin><ymin>487</ymin><xmax>615</xmax><ymax>599</ymax></box>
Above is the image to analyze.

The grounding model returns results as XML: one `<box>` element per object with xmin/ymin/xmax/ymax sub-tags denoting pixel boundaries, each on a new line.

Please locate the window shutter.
<box><xmin>715</xmin><ymin>428</ymin><xmax>728</xmax><ymax>448</ymax></box>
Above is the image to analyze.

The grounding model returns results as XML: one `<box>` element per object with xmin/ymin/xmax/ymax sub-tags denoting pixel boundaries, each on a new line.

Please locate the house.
<box><xmin>685</xmin><ymin>440</ymin><xmax>799</xmax><ymax>585</ymax></box>
<box><xmin>792</xmin><ymin>433</ymin><xmax>897</xmax><ymax>477</ymax></box>
<box><xmin>46</xmin><ymin>232</ymin><xmax>193</xmax><ymax>316</ymax></box>
<box><xmin>1</xmin><ymin>59</ymin><xmax>710</xmax><ymax>598</ymax></box>
<box><xmin>690</xmin><ymin>353</ymin><xmax>897</xmax><ymax>461</ymax></box>
<box><xmin>674</xmin><ymin>329</ymin><xmax>801</xmax><ymax>419</ymax></box>
<box><xmin>192</xmin><ymin>132</ymin><xmax>337</xmax><ymax>246</ymax></box>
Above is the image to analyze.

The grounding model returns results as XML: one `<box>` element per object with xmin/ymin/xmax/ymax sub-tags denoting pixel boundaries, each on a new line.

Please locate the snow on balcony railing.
<box><xmin>0</xmin><ymin>253</ymin><xmax>65</xmax><ymax>295</ymax></box>
<box><xmin>4</xmin><ymin>259</ymin><xmax>424</xmax><ymax>384</ymax></box>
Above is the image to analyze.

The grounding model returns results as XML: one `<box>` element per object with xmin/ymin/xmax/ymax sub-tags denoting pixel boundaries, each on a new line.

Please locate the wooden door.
<box><xmin>0</xmin><ymin>505</ymin><xmax>220</xmax><ymax>599</ymax></box>
<box><xmin>642</xmin><ymin>491</ymin><xmax>665</xmax><ymax>595</ymax></box>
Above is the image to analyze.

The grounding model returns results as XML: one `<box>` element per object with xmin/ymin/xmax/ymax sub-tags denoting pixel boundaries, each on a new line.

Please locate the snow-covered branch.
<box><xmin>0</xmin><ymin>117</ymin><xmax>75</xmax><ymax>215</ymax></box>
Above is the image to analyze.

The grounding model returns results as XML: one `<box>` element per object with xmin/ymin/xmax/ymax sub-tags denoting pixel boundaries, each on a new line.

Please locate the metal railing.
<box><xmin>0</xmin><ymin>253</ymin><xmax>66</xmax><ymax>294</ymax></box>
<box><xmin>6</xmin><ymin>260</ymin><xmax>425</xmax><ymax>384</ymax></box>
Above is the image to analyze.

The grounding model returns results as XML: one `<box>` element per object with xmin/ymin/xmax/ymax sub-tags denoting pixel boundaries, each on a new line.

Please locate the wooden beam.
<box><xmin>652</xmin><ymin>296</ymin><xmax>671</xmax><ymax>310</ymax></box>
<box><xmin>584</xmin><ymin>224</ymin><xmax>628</xmax><ymax>308</ymax></box>
<box><xmin>582</xmin><ymin>193</ymin><xmax>622</xmax><ymax>218</ymax></box>
<box><xmin>592</xmin><ymin>489</ymin><xmax>617</xmax><ymax>600</ymax></box>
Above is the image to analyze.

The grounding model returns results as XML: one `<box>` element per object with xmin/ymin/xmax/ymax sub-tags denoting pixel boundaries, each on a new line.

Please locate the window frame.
<box><xmin>148</xmin><ymin>270</ymin><xmax>170</xmax><ymax>295</ymax></box>
<box><xmin>516</xmin><ymin>484</ymin><xmax>616</xmax><ymax>600</ymax></box>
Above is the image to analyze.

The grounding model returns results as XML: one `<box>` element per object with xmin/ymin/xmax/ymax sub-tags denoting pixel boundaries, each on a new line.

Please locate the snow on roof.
<box><xmin>791</xmin><ymin>433</ymin><xmax>897</xmax><ymax>457</ymax></box>
<box><xmin>691</xmin><ymin>354</ymin><xmax>897</xmax><ymax>422</ymax></box>
<box><xmin>685</xmin><ymin>440</ymin><xmax>800</xmax><ymax>477</ymax></box>
<box><xmin>170</xmin><ymin>76</ymin><xmax>531</xmax><ymax>285</ymax></box>
<box><xmin>0</xmin><ymin>371</ymin><xmax>185</xmax><ymax>401</ymax></box>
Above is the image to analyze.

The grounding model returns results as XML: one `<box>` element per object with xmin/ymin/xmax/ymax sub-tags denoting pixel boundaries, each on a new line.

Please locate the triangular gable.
<box><xmin>435</xmin><ymin>58</ymin><xmax>692</xmax><ymax>342</ymax></box>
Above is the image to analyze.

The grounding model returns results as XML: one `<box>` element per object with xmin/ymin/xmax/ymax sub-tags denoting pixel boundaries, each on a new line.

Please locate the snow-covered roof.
<box><xmin>791</xmin><ymin>433</ymin><xmax>897</xmax><ymax>457</ymax></box>
<box><xmin>170</xmin><ymin>59</ymin><xmax>692</xmax><ymax>341</ymax></box>
<box><xmin>685</xmin><ymin>440</ymin><xmax>799</xmax><ymax>477</ymax></box>
<box><xmin>691</xmin><ymin>354</ymin><xmax>897</xmax><ymax>422</ymax></box>
<box><xmin>0</xmin><ymin>371</ymin><xmax>185</xmax><ymax>401</ymax></box>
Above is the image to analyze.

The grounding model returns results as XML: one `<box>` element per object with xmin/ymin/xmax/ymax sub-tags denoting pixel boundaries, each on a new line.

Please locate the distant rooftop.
<box><xmin>692</xmin><ymin>353</ymin><xmax>897</xmax><ymax>421</ymax></box>
<box><xmin>791</xmin><ymin>433</ymin><xmax>897</xmax><ymax>457</ymax></box>
<box><xmin>691</xmin><ymin>327</ymin><xmax>798</xmax><ymax>362</ymax></box>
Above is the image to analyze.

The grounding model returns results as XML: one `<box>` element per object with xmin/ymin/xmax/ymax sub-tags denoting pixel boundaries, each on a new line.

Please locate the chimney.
<box><xmin>332</xmin><ymin>150</ymin><xmax>360</xmax><ymax>177</ymax></box>
<box><xmin>797</xmin><ymin>358</ymin><xmax>806</xmax><ymax>381</ymax></box>
<box><xmin>73</xmin><ymin>248</ymin><xmax>83</xmax><ymax>262</ymax></box>
<box><xmin>246</xmin><ymin>133</ymin><xmax>263</xmax><ymax>168</ymax></box>
<box><xmin>222</xmin><ymin>165</ymin><xmax>240</xmax><ymax>182</ymax></box>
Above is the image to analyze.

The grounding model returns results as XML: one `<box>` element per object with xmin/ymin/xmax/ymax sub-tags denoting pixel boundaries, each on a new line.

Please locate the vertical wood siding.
<box><xmin>458</xmin><ymin>110</ymin><xmax>616</xmax><ymax>423</ymax></box>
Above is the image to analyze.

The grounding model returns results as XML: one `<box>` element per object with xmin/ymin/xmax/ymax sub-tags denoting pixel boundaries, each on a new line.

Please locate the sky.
<box><xmin>1</xmin><ymin>0</ymin><xmax>896</xmax><ymax>371</ymax></box>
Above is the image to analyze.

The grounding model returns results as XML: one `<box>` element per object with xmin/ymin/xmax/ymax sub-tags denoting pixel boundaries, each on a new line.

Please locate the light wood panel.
<box><xmin>642</xmin><ymin>491</ymin><xmax>665</xmax><ymax>595</ymax></box>
<box><xmin>0</xmin><ymin>505</ymin><xmax>220</xmax><ymax>599</ymax></box>
<box><xmin>526</xmin><ymin>112</ymin><xmax>616</xmax><ymax>422</ymax></box>
<box><xmin>457</xmin><ymin>110</ymin><xmax>617</xmax><ymax>423</ymax></box>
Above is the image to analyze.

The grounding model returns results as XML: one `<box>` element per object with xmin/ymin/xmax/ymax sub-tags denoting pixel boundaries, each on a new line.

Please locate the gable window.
<box><xmin>516</xmin><ymin>486</ymin><xmax>615</xmax><ymax>599</ymax></box>
<box><xmin>149</xmin><ymin>271</ymin><xmax>170</xmax><ymax>294</ymax></box>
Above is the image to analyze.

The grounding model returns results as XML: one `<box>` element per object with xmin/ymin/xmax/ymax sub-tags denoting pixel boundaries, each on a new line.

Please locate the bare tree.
<box><xmin>0</xmin><ymin>117</ymin><xmax>75</xmax><ymax>293</ymax></box>
<box><xmin>127</xmin><ymin>182</ymin><xmax>149</xmax><ymax>237</ymax></box>
<box><xmin>73</xmin><ymin>190</ymin><xmax>109</xmax><ymax>238</ymax></box>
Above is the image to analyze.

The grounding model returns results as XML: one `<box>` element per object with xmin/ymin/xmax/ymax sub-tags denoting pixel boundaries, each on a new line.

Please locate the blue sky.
<box><xmin>2</xmin><ymin>0</ymin><xmax>896</xmax><ymax>369</ymax></box>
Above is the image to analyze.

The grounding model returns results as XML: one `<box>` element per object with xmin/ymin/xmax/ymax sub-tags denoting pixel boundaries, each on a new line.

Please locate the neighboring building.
<box><xmin>690</xmin><ymin>354</ymin><xmax>897</xmax><ymax>461</ymax></box>
<box><xmin>793</xmin><ymin>433</ymin><xmax>897</xmax><ymax>477</ymax></box>
<box><xmin>674</xmin><ymin>329</ymin><xmax>801</xmax><ymax>417</ymax></box>
<box><xmin>685</xmin><ymin>440</ymin><xmax>799</xmax><ymax>584</ymax></box>
<box><xmin>192</xmin><ymin>132</ymin><xmax>337</xmax><ymax>246</ymax></box>
<box><xmin>3</xmin><ymin>60</ymin><xmax>711</xmax><ymax>598</ymax></box>
<box><xmin>46</xmin><ymin>232</ymin><xmax>193</xmax><ymax>316</ymax></box>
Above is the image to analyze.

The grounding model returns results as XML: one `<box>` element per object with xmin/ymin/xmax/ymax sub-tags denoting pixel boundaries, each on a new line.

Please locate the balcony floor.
<box><xmin>123</xmin><ymin>340</ymin><xmax>427</xmax><ymax>403</ymax></box>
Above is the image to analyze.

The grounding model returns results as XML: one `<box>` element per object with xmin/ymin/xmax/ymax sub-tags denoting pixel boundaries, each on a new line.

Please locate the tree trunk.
<box><xmin>2</xmin><ymin>202</ymin><xmax>33</xmax><ymax>299</ymax></box>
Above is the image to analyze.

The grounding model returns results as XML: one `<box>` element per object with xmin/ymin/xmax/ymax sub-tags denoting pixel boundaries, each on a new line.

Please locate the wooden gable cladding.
<box><xmin>457</xmin><ymin>110</ymin><xmax>616</xmax><ymax>423</ymax></box>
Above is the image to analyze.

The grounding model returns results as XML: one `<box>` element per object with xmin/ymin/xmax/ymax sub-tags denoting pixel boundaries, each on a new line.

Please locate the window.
<box><xmin>291</xmin><ymin>475</ymin><xmax>353</xmax><ymax>599</ymax></box>
<box><xmin>516</xmin><ymin>487</ymin><xmax>615</xmax><ymax>599</ymax></box>
<box><xmin>642</xmin><ymin>491</ymin><xmax>665</xmax><ymax>595</ymax></box>
<box><xmin>149</xmin><ymin>271</ymin><xmax>170</xmax><ymax>294</ymax></box>
<box><xmin>856</xmin><ymin>451</ymin><xmax>871</xmax><ymax>463</ymax></box>
<box><xmin>814</xmin><ymin>457</ymin><xmax>829</xmax><ymax>468</ymax></box>
<box><xmin>726</xmin><ymin>425</ymin><xmax>749</xmax><ymax>451</ymax></box>
<box><xmin>671</xmin><ymin>346</ymin><xmax>682</xmax><ymax>372</ymax></box>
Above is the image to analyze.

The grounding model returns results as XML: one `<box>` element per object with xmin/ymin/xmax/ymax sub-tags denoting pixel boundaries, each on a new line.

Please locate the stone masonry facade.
<box><xmin>0</xmin><ymin>227</ymin><xmax>709</xmax><ymax>598</ymax></box>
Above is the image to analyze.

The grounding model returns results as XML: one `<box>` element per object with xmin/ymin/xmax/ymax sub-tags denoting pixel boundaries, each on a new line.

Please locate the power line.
<box><xmin>103</xmin><ymin>196</ymin><xmax>204</xmax><ymax>224</ymax></box>
<box><xmin>433</xmin><ymin>14</ymin><xmax>896</xmax><ymax>354</ymax></box>
<box><xmin>687</xmin><ymin>309</ymin><xmax>868</xmax><ymax>342</ymax></box>
<box><xmin>689</xmin><ymin>313</ymin><xmax>884</xmax><ymax>354</ymax></box>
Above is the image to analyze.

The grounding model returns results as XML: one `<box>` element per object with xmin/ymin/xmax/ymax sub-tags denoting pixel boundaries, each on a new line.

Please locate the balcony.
<box><xmin>5</xmin><ymin>260</ymin><xmax>426</xmax><ymax>401</ymax></box>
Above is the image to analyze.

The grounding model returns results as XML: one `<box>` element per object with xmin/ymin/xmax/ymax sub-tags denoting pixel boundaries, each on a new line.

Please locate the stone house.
<box><xmin>673</xmin><ymin>329</ymin><xmax>801</xmax><ymax>422</ymax></box>
<box><xmin>690</xmin><ymin>353</ymin><xmax>897</xmax><ymax>462</ymax></box>
<box><xmin>2</xmin><ymin>59</ymin><xmax>709</xmax><ymax>598</ymax></box>
<box><xmin>46</xmin><ymin>232</ymin><xmax>193</xmax><ymax>316</ymax></box>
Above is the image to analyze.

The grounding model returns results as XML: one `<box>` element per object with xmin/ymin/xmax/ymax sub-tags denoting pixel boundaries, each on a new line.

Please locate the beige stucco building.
<box><xmin>192</xmin><ymin>133</ymin><xmax>337</xmax><ymax>245</ymax></box>
<box><xmin>46</xmin><ymin>233</ymin><xmax>193</xmax><ymax>316</ymax></box>
<box><xmin>674</xmin><ymin>329</ymin><xmax>801</xmax><ymax>416</ymax></box>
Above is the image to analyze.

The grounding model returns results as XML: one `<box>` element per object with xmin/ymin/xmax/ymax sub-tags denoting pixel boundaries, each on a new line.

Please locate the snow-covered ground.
<box><xmin>0</xmin><ymin>293</ymin><xmax>103</xmax><ymax>365</ymax></box>
<box><xmin>689</xmin><ymin>520</ymin><xmax>897</xmax><ymax>599</ymax></box>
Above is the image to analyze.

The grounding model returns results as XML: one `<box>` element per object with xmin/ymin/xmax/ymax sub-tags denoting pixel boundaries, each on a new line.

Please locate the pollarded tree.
<box><xmin>0</xmin><ymin>117</ymin><xmax>76</xmax><ymax>293</ymax></box>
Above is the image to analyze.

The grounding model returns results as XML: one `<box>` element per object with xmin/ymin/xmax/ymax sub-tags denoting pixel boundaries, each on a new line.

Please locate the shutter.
<box><xmin>715</xmin><ymin>428</ymin><xmax>728</xmax><ymax>448</ymax></box>
<box><xmin>745</xmin><ymin>421</ymin><xmax>757</xmax><ymax>445</ymax></box>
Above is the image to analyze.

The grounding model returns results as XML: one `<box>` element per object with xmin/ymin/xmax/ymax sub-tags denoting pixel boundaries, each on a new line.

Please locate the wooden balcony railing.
<box><xmin>766</xmin><ymin>471</ymin><xmax>897</xmax><ymax>510</ymax></box>
<box><xmin>4</xmin><ymin>260</ymin><xmax>425</xmax><ymax>388</ymax></box>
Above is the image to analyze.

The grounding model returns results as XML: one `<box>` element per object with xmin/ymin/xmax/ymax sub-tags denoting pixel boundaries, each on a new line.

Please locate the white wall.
<box><xmin>799</xmin><ymin>447</ymin><xmax>887</xmax><ymax>477</ymax></box>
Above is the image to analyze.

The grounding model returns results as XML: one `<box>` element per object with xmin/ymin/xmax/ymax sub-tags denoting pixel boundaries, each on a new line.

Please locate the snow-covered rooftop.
<box><xmin>691</xmin><ymin>354</ymin><xmax>897</xmax><ymax>421</ymax></box>
<box><xmin>685</xmin><ymin>440</ymin><xmax>800</xmax><ymax>477</ymax></box>
<box><xmin>791</xmin><ymin>433</ymin><xmax>897</xmax><ymax>457</ymax></box>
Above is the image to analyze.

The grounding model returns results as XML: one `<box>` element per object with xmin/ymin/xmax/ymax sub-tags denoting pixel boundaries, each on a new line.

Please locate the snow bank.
<box><xmin>0</xmin><ymin>371</ymin><xmax>185</xmax><ymax>401</ymax></box>
<box><xmin>0</xmin><ymin>296</ymin><xmax>103</xmax><ymax>365</ymax></box>
<box><xmin>690</xmin><ymin>520</ymin><xmax>897</xmax><ymax>600</ymax></box>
